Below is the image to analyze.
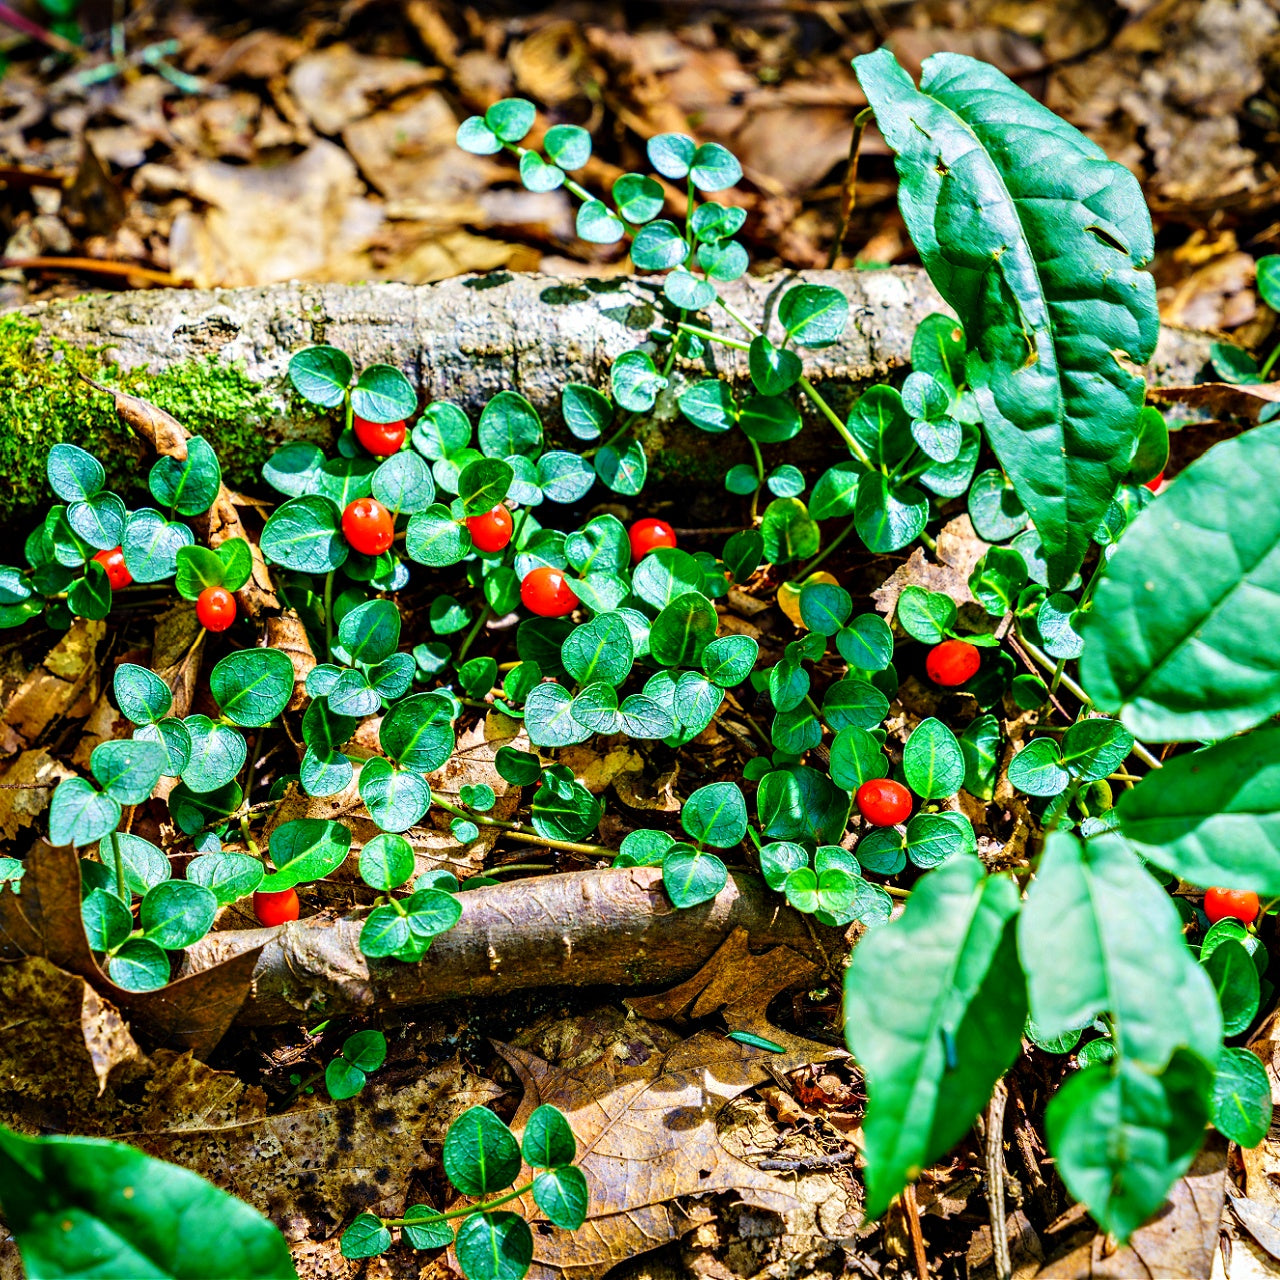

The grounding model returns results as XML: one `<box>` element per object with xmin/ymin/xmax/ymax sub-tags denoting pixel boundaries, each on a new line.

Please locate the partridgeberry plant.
<box><xmin>1</xmin><ymin>41</ymin><xmax>1275</xmax><ymax>1269</ymax></box>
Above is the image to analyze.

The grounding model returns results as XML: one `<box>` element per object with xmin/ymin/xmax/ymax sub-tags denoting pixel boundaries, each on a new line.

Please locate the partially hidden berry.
<box><xmin>195</xmin><ymin>586</ymin><xmax>236</xmax><ymax>632</ymax></box>
<box><xmin>353</xmin><ymin>415</ymin><xmax>406</xmax><ymax>457</ymax></box>
<box><xmin>1204</xmin><ymin>887</ymin><xmax>1260</xmax><ymax>926</ymax></box>
<box><xmin>520</xmin><ymin>566</ymin><xmax>578</xmax><ymax>617</ymax></box>
<box><xmin>92</xmin><ymin>546</ymin><xmax>131</xmax><ymax>591</ymax></box>
<box><xmin>253</xmin><ymin>887</ymin><xmax>300</xmax><ymax>927</ymax></box>
<box><xmin>629</xmin><ymin>518</ymin><xmax>677</xmax><ymax>562</ymax></box>
<box><xmin>926</xmin><ymin>638</ymin><xmax>981</xmax><ymax>687</ymax></box>
<box><xmin>466</xmin><ymin>503</ymin><xmax>514</xmax><ymax>553</ymax></box>
<box><xmin>342</xmin><ymin>497</ymin><xmax>394</xmax><ymax>556</ymax></box>
<box><xmin>856</xmin><ymin>778</ymin><xmax>912</xmax><ymax>827</ymax></box>
<box><xmin>1144</xmin><ymin>471</ymin><xmax>1165</xmax><ymax>493</ymax></box>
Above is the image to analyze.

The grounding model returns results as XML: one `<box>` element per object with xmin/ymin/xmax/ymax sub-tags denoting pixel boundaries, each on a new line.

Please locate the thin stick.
<box><xmin>1016</xmin><ymin>631</ymin><xmax>1164</xmax><ymax>771</ymax></box>
<box><xmin>902</xmin><ymin>1183</ymin><xmax>930</xmax><ymax>1280</ymax></box>
<box><xmin>1</xmin><ymin>256</ymin><xmax>187</xmax><ymax>287</ymax></box>
<box><xmin>828</xmin><ymin>107</ymin><xmax>875</xmax><ymax>269</ymax></box>
<box><xmin>986</xmin><ymin>1079</ymin><xmax>1011</xmax><ymax>1280</ymax></box>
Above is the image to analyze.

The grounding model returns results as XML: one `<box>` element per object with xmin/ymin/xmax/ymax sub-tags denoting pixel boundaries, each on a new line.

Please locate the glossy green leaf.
<box><xmin>1212</xmin><ymin>1047</ymin><xmax>1271</xmax><ymax>1148</ymax></box>
<box><xmin>288</xmin><ymin>345</ymin><xmax>352</xmax><ymax>407</ymax></box>
<box><xmin>1115</xmin><ymin>730</ymin><xmax>1280</xmax><ymax>894</ymax></box>
<box><xmin>1047</xmin><ymin>1052</ymin><xmax>1212</xmax><ymax>1243</ymax></box>
<box><xmin>1018</xmin><ymin>833</ymin><xmax>1222</xmax><ymax>1066</ymax></box>
<box><xmin>210</xmin><ymin>649</ymin><xmax>294</xmax><ymax>727</ymax></box>
<box><xmin>444</xmin><ymin>1106</ymin><xmax>522</xmax><ymax>1196</ymax></box>
<box><xmin>454</xmin><ymin>1211</ymin><xmax>532</xmax><ymax>1280</ymax></box>
<box><xmin>1080</xmin><ymin>423</ymin><xmax>1280</xmax><ymax>739</ymax></box>
<box><xmin>903</xmin><ymin>717</ymin><xmax>964</xmax><ymax>799</ymax></box>
<box><xmin>149</xmin><ymin>437</ymin><xmax>222</xmax><ymax>516</ymax></box>
<box><xmin>844</xmin><ymin>855</ymin><xmax>1025</xmax><ymax>1217</ymax></box>
<box><xmin>261</xmin><ymin>496</ymin><xmax>347</xmax><ymax>574</ymax></box>
<box><xmin>855</xmin><ymin>48</ymin><xmax>1157</xmax><ymax>588</ymax></box>
<box><xmin>662</xmin><ymin>845</ymin><xmax>728</xmax><ymax>907</ymax></box>
<box><xmin>260</xmin><ymin>818</ymin><xmax>351</xmax><ymax>892</ymax></box>
<box><xmin>0</xmin><ymin>1126</ymin><xmax>294</xmax><ymax>1278</ymax></box>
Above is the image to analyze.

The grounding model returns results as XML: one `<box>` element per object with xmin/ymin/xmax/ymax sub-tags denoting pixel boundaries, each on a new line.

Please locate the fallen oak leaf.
<box><xmin>1152</xmin><ymin>380</ymin><xmax>1280</xmax><ymax>422</ymax></box>
<box><xmin>77</xmin><ymin>373</ymin><xmax>280</xmax><ymax>616</ymax></box>
<box><xmin>0</xmin><ymin>840</ymin><xmax>262</xmax><ymax>1057</ymax></box>
<box><xmin>1</xmin><ymin>617</ymin><xmax>103</xmax><ymax>753</ymax></box>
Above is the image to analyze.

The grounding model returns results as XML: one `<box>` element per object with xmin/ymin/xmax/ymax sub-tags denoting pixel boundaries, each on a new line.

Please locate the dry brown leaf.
<box><xmin>1230</xmin><ymin>1193</ymin><xmax>1280</xmax><ymax>1265</ymax></box>
<box><xmin>475</xmin><ymin>930</ymin><xmax>840</xmax><ymax>1278</ymax></box>
<box><xmin>1</xmin><ymin>617</ymin><xmax>103</xmax><ymax>752</ymax></box>
<box><xmin>0</xmin><ymin>956</ymin><xmax>147</xmax><ymax>1101</ymax></box>
<box><xmin>1034</xmin><ymin>1134</ymin><xmax>1227</xmax><ymax>1278</ymax></box>
<box><xmin>265</xmin><ymin>612</ymin><xmax>317</xmax><ymax>711</ymax></box>
<box><xmin>169</xmin><ymin>142</ymin><xmax>383</xmax><ymax>288</ymax></box>
<box><xmin>0</xmin><ymin>841</ymin><xmax>262</xmax><ymax>1056</ymax></box>
<box><xmin>70</xmin><ymin>689</ymin><xmax>132</xmax><ymax>767</ymax></box>
<box><xmin>1154</xmin><ymin>381</ymin><xmax>1280</xmax><ymax>421</ymax></box>
<box><xmin>872</xmin><ymin>514</ymin><xmax>989</xmax><ymax>622</ymax></box>
<box><xmin>287</xmin><ymin>44</ymin><xmax>442</xmax><ymax>136</ymax></box>
<box><xmin>0</xmin><ymin>748</ymin><xmax>72</xmax><ymax>840</ymax></box>
<box><xmin>343</xmin><ymin>89</ymin><xmax>493</xmax><ymax>205</ymax></box>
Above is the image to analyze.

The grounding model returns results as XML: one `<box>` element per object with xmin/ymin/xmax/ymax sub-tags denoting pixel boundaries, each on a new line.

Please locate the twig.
<box><xmin>986</xmin><ymin>1079</ymin><xmax>1011</xmax><ymax>1280</ymax></box>
<box><xmin>759</xmin><ymin>1149</ymin><xmax>858</xmax><ymax>1172</ymax></box>
<box><xmin>1</xmin><ymin>256</ymin><xmax>187</xmax><ymax>287</ymax></box>
<box><xmin>828</xmin><ymin>107</ymin><xmax>875</xmax><ymax>269</ymax></box>
<box><xmin>1005</xmin><ymin>1075</ymin><xmax>1053</xmax><ymax>1223</ymax></box>
<box><xmin>902</xmin><ymin>1183</ymin><xmax>930</xmax><ymax>1280</ymax></box>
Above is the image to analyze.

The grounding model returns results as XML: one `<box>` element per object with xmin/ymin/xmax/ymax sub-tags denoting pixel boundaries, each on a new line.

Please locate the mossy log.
<box><xmin>0</xmin><ymin>269</ymin><xmax>1216</xmax><ymax>525</ymax></box>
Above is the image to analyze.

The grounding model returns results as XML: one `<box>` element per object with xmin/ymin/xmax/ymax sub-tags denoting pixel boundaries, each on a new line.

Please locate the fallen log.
<box><xmin>180</xmin><ymin>867</ymin><xmax>838</xmax><ymax>1026</ymax></box>
<box><xmin>0</xmin><ymin>269</ymin><xmax>1218</xmax><ymax>524</ymax></box>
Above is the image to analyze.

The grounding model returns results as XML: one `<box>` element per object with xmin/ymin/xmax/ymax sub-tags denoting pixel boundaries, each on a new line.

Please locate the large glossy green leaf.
<box><xmin>1116</xmin><ymin>730</ymin><xmax>1280</xmax><ymax>894</ymax></box>
<box><xmin>1047</xmin><ymin>1051</ymin><xmax>1213</xmax><ymax>1243</ymax></box>
<box><xmin>0</xmin><ymin>1125</ymin><xmax>294</xmax><ymax>1278</ymax></box>
<box><xmin>1079</xmin><ymin>424</ymin><xmax>1280</xmax><ymax>740</ymax></box>
<box><xmin>844</xmin><ymin>855</ymin><xmax>1025</xmax><ymax>1218</ymax></box>
<box><xmin>1018</xmin><ymin>833</ymin><xmax>1221</xmax><ymax>1067</ymax></box>
<box><xmin>854</xmin><ymin>48</ymin><xmax>1157</xmax><ymax>588</ymax></box>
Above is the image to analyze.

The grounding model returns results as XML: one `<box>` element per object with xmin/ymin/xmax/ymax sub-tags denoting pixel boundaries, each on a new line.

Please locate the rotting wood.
<box><xmin>179</xmin><ymin>866</ymin><xmax>838</xmax><ymax>1026</ymax></box>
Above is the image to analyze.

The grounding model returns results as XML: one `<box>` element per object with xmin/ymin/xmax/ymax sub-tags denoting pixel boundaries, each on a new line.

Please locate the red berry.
<box><xmin>856</xmin><ymin>778</ymin><xmax>912</xmax><ymax>827</ymax></box>
<box><xmin>353</xmin><ymin>415</ymin><xmax>406</xmax><ymax>458</ymax></box>
<box><xmin>92</xmin><ymin>546</ymin><xmax>131</xmax><ymax>591</ymax></box>
<box><xmin>1144</xmin><ymin>471</ymin><xmax>1164</xmax><ymax>493</ymax></box>
<box><xmin>195</xmin><ymin>586</ymin><xmax>237</xmax><ymax>632</ymax></box>
<box><xmin>629</xmin><ymin>518</ymin><xmax>677</xmax><ymax>562</ymax></box>
<box><xmin>1204</xmin><ymin>887</ymin><xmax>1259</xmax><ymax>926</ymax></box>
<box><xmin>926</xmin><ymin>639</ymin><xmax>981</xmax><ymax>687</ymax></box>
<box><xmin>520</xmin><ymin>566</ymin><xmax>578</xmax><ymax>617</ymax></box>
<box><xmin>466</xmin><ymin>503</ymin><xmax>514</xmax><ymax>553</ymax></box>
<box><xmin>342</xmin><ymin>497</ymin><xmax>394</xmax><ymax>556</ymax></box>
<box><xmin>252</xmin><ymin>887</ymin><xmax>300</xmax><ymax>927</ymax></box>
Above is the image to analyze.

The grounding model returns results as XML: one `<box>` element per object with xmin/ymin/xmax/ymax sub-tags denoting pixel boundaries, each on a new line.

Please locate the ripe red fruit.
<box><xmin>1204</xmin><ymin>887</ymin><xmax>1260</xmax><ymax>926</ymax></box>
<box><xmin>466</xmin><ymin>503</ymin><xmax>514</xmax><ymax>553</ymax></box>
<box><xmin>629</xmin><ymin>518</ymin><xmax>677</xmax><ymax>562</ymax></box>
<box><xmin>856</xmin><ymin>778</ymin><xmax>912</xmax><ymax>827</ymax></box>
<box><xmin>1144</xmin><ymin>471</ymin><xmax>1164</xmax><ymax>493</ymax></box>
<box><xmin>353</xmin><ymin>415</ymin><xmax>406</xmax><ymax>457</ymax></box>
<box><xmin>252</xmin><ymin>887</ymin><xmax>300</xmax><ymax>927</ymax></box>
<box><xmin>92</xmin><ymin>546</ymin><xmax>131</xmax><ymax>590</ymax></box>
<box><xmin>520</xmin><ymin>566</ymin><xmax>578</xmax><ymax>617</ymax></box>
<box><xmin>926</xmin><ymin>639</ymin><xmax>981</xmax><ymax>687</ymax></box>
<box><xmin>195</xmin><ymin>586</ymin><xmax>237</xmax><ymax>632</ymax></box>
<box><xmin>342</xmin><ymin>497</ymin><xmax>394</xmax><ymax>556</ymax></box>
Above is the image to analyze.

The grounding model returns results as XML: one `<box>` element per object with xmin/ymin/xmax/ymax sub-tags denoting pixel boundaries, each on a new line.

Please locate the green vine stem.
<box><xmin>381</xmin><ymin>1180</ymin><xmax>537</xmax><ymax>1229</ymax></box>
<box><xmin>1016</xmin><ymin>629</ymin><xmax>1164</xmax><ymax>772</ymax></box>
<box><xmin>433</xmin><ymin>797</ymin><xmax>615</xmax><ymax>858</ymax></box>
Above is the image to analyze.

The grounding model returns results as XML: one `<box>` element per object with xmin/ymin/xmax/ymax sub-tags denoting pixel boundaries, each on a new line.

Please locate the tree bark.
<box><xmin>179</xmin><ymin>867</ymin><xmax>837</xmax><ymax>1026</ymax></box>
<box><xmin>14</xmin><ymin>267</ymin><xmax>1215</xmax><ymax>421</ymax></box>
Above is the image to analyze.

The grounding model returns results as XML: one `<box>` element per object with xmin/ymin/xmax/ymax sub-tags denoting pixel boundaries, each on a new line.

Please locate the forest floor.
<box><xmin>0</xmin><ymin>2</ymin><xmax>1279</xmax><ymax>1279</ymax></box>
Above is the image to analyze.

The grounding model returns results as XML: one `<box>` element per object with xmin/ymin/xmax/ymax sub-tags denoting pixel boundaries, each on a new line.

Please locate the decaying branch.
<box><xmin>180</xmin><ymin>867</ymin><xmax>838</xmax><ymax>1026</ymax></box>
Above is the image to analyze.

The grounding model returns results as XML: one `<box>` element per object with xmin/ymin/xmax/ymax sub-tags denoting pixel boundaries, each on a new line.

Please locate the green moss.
<box><xmin>0</xmin><ymin>314</ymin><xmax>322</xmax><ymax>528</ymax></box>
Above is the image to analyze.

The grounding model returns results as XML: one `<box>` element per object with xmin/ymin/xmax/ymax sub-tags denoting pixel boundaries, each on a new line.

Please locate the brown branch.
<box><xmin>180</xmin><ymin>867</ymin><xmax>841</xmax><ymax>1026</ymax></box>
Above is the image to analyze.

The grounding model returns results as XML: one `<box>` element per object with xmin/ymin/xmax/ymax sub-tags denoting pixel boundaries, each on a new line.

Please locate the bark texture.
<box><xmin>180</xmin><ymin>867</ymin><xmax>836</xmax><ymax>1026</ymax></box>
<box><xmin>15</xmin><ymin>266</ymin><xmax>1215</xmax><ymax>421</ymax></box>
<box><xmin>0</xmin><ymin>268</ymin><xmax>1219</xmax><ymax>522</ymax></box>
